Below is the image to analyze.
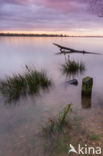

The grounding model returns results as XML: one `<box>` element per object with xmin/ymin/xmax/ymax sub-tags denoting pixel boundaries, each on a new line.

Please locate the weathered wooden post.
<box><xmin>82</xmin><ymin>77</ymin><xmax>93</xmax><ymax>96</ymax></box>
<box><xmin>81</xmin><ymin>77</ymin><xmax>93</xmax><ymax>108</ymax></box>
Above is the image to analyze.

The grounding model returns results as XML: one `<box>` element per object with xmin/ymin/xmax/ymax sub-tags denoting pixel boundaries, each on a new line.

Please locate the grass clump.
<box><xmin>0</xmin><ymin>67</ymin><xmax>51</xmax><ymax>102</ymax></box>
<box><xmin>0</xmin><ymin>74</ymin><xmax>27</xmax><ymax>102</ymax></box>
<box><xmin>61</xmin><ymin>59</ymin><xmax>85</xmax><ymax>78</ymax></box>
<box><xmin>90</xmin><ymin>134</ymin><xmax>99</xmax><ymax>140</ymax></box>
<box><xmin>42</xmin><ymin>104</ymin><xmax>72</xmax><ymax>136</ymax></box>
<box><xmin>58</xmin><ymin>104</ymin><xmax>72</xmax><ymax>126</ymax></box>
<box><xmin>42</xmin><ymin>104</ymin><xmax>72</xmax><ymax>156</ymax></box>
<box><xmin>25</xmin><ymin>69</ymin><xmax>51</xmax><ymax>94</ymax></box>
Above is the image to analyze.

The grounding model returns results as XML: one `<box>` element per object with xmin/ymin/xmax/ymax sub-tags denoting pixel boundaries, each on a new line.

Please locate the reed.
<box><xmin>61</xmin><ymin>59</ymin><xmax>85</xmax><ymax>77</ymax></box>
<box><xmin>58</xmin><ymin>104</ymin><xmax>72</xmax><ymax>126</ymax></box>
<box><xmin>42</xmin><ymin>104</ymin><xmax>72</xmax><ymax>136</ymax></box>
<box><xmin>0</xmin><ymin>67</ymin><xmax>51</xmax><ymax>102</ymax></box>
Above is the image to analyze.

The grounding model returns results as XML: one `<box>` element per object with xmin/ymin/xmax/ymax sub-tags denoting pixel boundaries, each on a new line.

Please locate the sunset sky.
<box><xmin>0</xmin><ymin>0</ymin><xmax>103</xmax><ymax>35</ymax></box>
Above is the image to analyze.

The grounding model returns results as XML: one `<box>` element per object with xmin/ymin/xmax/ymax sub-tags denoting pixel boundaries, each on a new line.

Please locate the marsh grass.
<box><xmin>0</xmin><ymin>67</ymin><xmax>51</xmax><ymax>102</ymax></box>
<box><xmin>42</xmin><ymin>104</ymin><xmax>72</xmax><ymax>136</ymax></box>
<box><xmin>42</xmin><ymin>104</ymin><xmax>72</xmax><ymax>156</ymax></box>
<box><xmin>90</xmin><ymin>134</ymin><xmax>99</xmax><ymax>140</ymax></box>
<box><xmin>61</xmin><ymin>59</ymin><xmax>85</xmax><ymax>78</ymax></box>
<box><xmin>58</xmin><ymin>104</ymin><xmax>72</xmax><ymax>126</ymax></box>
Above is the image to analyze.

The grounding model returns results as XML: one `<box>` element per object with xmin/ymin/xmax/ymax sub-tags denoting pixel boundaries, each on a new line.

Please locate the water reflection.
<box><xmin>81</xmin><ymin>96</ymin><xmax>92</xmax><ymax>109</ymax></box>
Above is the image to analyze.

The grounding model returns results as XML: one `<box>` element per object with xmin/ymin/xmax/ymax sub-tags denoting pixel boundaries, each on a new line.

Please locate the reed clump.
<box><xmin>0</xmin><ymin>67</ymin><xmax>51</xmax><ymax>102</ymax></box>
<box><xmin>42</xmin><ymin>104</ymin><xmax>72</xmax><ymax>136</ymax></box>
<box><xmin>61</xmin><ymin>59</ymin><xmax>85</xmax><ymax>77</ymax></box>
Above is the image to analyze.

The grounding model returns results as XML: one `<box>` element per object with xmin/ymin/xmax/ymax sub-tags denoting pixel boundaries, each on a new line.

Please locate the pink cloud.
<box><xmin>1</xmin><ymin>0</ymin><xmax>103</xmax><ymax>33</ymax></box>
<box><xmin>0</xmin><ymin>0</ymin><xmax>87</xmax><ymax>13</ymax></box>
<box><xmin>34</xmin><ymin>0</ymin><xmax>86</xmax><ymax>13</ymax></box>
<box><xmin>43</xmin><ymin>0</ymin><xmax>76</xmax><ymax>12</ymax></box>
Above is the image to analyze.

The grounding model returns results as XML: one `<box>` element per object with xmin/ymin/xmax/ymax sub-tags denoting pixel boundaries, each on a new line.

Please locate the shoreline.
<box><xmin>0</xmin><ymin>33</ymin><xmax>103</xmax><ymax>38</ymax></box>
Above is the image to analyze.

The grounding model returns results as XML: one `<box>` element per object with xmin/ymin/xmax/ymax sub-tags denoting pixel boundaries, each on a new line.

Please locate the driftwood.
<box><xmin>53</xmin><ymin>43</ymin><xmax>101</xmax><ymax>55</ymax></box>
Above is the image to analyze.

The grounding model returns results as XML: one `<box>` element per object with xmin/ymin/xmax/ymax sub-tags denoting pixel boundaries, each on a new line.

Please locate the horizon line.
<box><xmin>0</xmin><ymin>32</ymin><xmax>103</xmax><ymax>37</ymax></box>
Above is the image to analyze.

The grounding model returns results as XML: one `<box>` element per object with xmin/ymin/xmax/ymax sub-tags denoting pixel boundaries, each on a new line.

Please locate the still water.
<box><xmin>0</xmin><ymin>37</ymin><xmax>103</xmax><ymax>156</ymax></box>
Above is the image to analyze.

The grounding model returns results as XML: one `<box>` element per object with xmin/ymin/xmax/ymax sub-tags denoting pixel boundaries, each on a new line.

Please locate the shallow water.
<box><xmin>0</xmin><ymin>37</ymin><xmax>103</xmax><ymax>156</ymax></box>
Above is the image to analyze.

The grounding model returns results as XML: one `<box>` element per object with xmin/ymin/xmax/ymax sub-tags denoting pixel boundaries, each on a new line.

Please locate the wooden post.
<box><xmin>81</xmin><ymin>77</ymin><xmax>93</xmax><ymax>109</ymax></box>
<box><xmin>82</xmin><ymin>77</ymin><xmax>93</xmax><ymax>96</ymax></box>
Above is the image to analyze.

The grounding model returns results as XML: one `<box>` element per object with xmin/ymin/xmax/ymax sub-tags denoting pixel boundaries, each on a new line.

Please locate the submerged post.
<box><xmin>81</xmin><ymin>96</ymin><xmax>92</xmax><ymax>108</ymax></box>
<box><xmin>81</xmin><ymin>77</ymin><xmax>93</xmax><ymax>108</ymax></box>
<box><xmin>82</xmin><ymin>76</ymin><xmax>93</xmax><ymax>96</ymax></box>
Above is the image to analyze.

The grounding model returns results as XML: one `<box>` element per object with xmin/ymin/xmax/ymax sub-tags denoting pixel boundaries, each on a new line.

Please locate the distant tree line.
<box><xmin>0</xmin><ymin>33</ymin><xmax>103</xmax><ymax>38</ymax></box>
<box><xmin>0</xmin><ymin>33</ymin><xmax>68</xmax><ymax>37</ymax></box>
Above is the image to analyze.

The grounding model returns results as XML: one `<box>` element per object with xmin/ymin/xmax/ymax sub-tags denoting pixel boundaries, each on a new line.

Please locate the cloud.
<box><xmin>0</xmin><ymin>0</ymin><xmax>30</xmax><ymax>5</ymax></box>
<box><xmin>0</xmin><ymin>0</ymin><xmax>103</xmax><ymax>34</ymax></box>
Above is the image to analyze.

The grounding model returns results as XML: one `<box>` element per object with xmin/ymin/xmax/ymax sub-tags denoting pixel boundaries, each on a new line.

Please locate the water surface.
<box><xmin>0</xmin><ymin>37</ymin><xmax>103</xmax><ymax>156</ymax></box>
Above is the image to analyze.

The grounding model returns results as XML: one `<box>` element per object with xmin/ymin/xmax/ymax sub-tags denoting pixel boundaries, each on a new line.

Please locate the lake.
<box><xmin>0</xmin><ymin>37</ymin><xmax>103</xmax><ymax>156</ymax></box>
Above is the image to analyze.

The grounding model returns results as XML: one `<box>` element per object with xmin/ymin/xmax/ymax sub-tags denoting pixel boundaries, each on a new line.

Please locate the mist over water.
<box><xmin>0</xmin><ymin>37</ymin><xmax>103</xmax><ymax>156</ymax></box>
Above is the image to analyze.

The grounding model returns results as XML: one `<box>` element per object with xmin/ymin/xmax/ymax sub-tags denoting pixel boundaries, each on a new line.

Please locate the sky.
<box><xmin>0</xmin><ymin>0</ymin><xmax>103</xmax><ymax>35</ymax></box>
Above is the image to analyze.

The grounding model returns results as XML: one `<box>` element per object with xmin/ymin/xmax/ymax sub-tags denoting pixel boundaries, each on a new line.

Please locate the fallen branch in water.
<box><xmin>53</xmin><ymin>43</ymin><xmax>101</xmax><ymax>55</ymax></box>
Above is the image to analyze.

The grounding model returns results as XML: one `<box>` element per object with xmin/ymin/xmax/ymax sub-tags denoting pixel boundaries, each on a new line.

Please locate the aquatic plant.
<box><xmin>42</xmin><ymin>104</ymin><xmax>72</xmax><ymax>136</ymax></box>
<box><xmin>90</xmin><ymin>134</ymin><xmax>99</xmax><ymax>140</ymax></box>
<box><xmin>0</xmin><ymin>74</ymin><xmax>27</xmax><ymax>102</ymax></box>
<box><xmin>25</xmin><ymin>69</ymin><xmax>51</xmax><ymax>94</ymax></box>
<box><xmin>58</xmin><ymin>104</ymin><xmax>72</xmax><ymax>126</ymax></box>
<box><xmin>61</xmin><ymin>59</ymin><xmax>85</xmax><ymax>78</ymax></box>
<box><xmin>0</xmin><ymin>67</ymin><xmax>51</xmax><ymax>102</ymax></box>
